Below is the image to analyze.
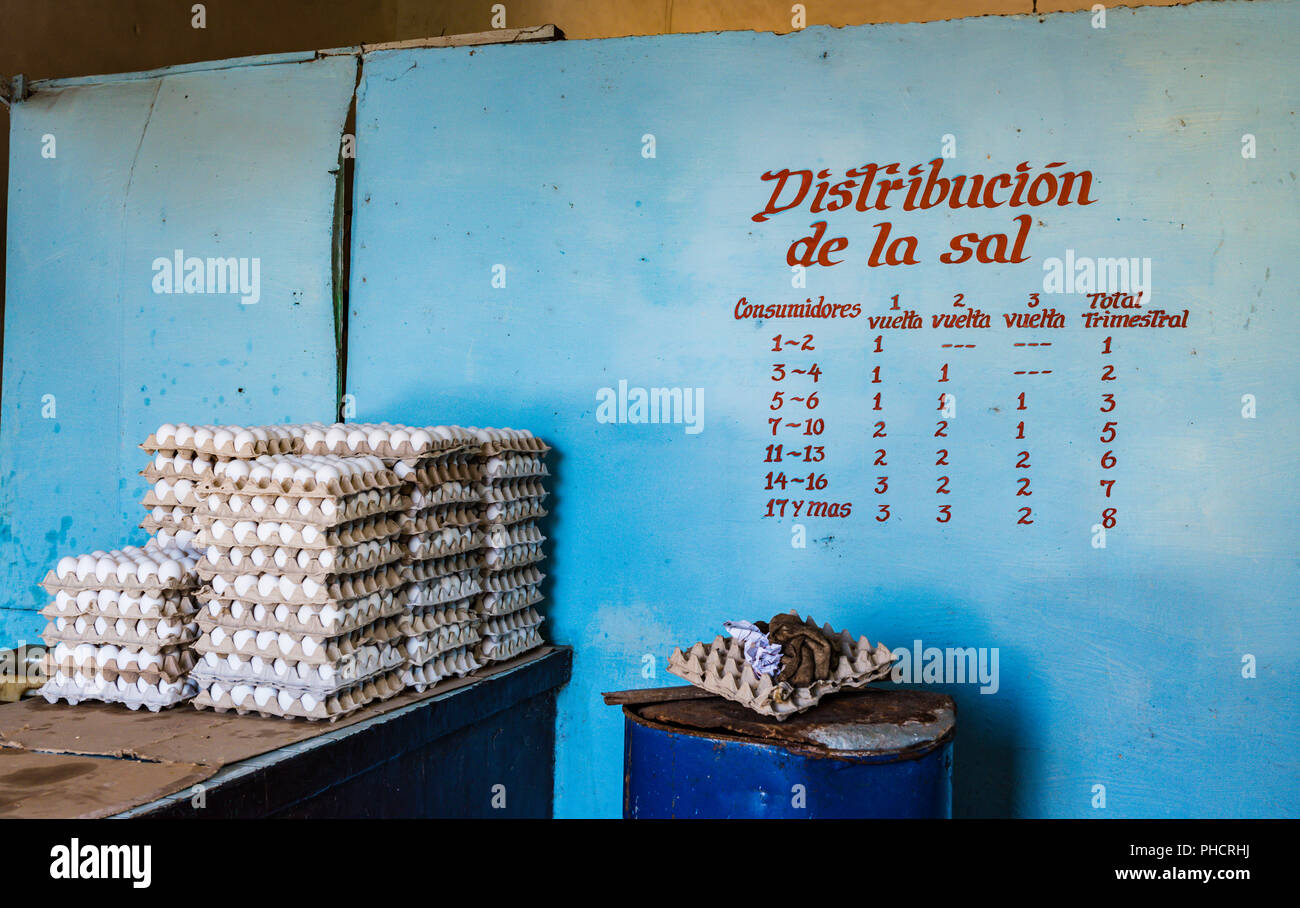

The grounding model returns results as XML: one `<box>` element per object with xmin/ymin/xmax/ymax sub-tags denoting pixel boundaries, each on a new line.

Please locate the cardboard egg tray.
<box><xmin>401</xmin><ymin>645</ymin><xmax>483</xmax><ymax>693</ymax></box>
<box><xmin>401</xmin><ymin>527</ymin><xmax>484</xmax><ymax>561</ymax></box>
<box><xmin>47</xmin><ymin>641</ymin><xmax>197</xmax><ymax>685</ymax></box>
<box><xmin>478</xmin><ymin>584</ymin><xmax>544</xmax><ymax>617</ymax></box>
<box><xmin>666</xmin><ymin>616</ymin><xmax>897</xmax><ymax>719</ymax></box>
<box><xmin>143</xmin><ymin>479</ymin><xmax>206</xmax><ymax>508</ymax></box>
<box><xmin>477</xmin><ymin>625</ymin><xmax>544</xmax><ymax>663</ymax></box>
<box><xmin>46</xmin><ymin>589</ymin><xmax>197</xmax><ymax>620</ymax></box>
<box><xmin>151</xmin><ymin>527</ymin><xmax>198</xmax><ymax>551</ymax></box>
<box><xmin>402</xmin><ymin>622</ymin><xmax>482</xmax><ymax>667</ymax></box>
<box><xmin>471</xmin><ymin>430</ymin><xmax>550</xmax><ymax>456</ymax></box>
<box><xmin>481</xmin><ymin>566</ymin><xmax>545</xmax><ymax>593</ymax></box>
<box><xmin>204</xmin><ymin>564</ymin><xmax>405</xmax><ymax>605</ymax></box>
<box><xmin>482</xmin><ymin>542</ymin><xmax>545</xmax><ymax>572</ymax></box>
<box><xmin>400</xmin><ymin>552</ymin><xmax>481</xmax><ymax>583</ymax></box>
<box><xmin>399</xmin><ymin>504</ymin><xmax>481</xmax><ymax>533</ymax></box>
<box><xmin>141</xmin><ymin>452</ymin><xmax>220</xmax><ymax>482</ymax></box>
<box><xmin>482</xmin><ymin>453</ymin><xmax>549</xmax><ymax>480</ymax></box>
<box><xmin>205</xmin><ymin>456</ymin><xmax>402</xmax><ymax>497</ymax></box>
<box><xmin>477</xmin><ymin>478</ymin><xmax>548</xmax><ymax>503</ymax></box>
<box><xmin>190</xmin><ymin>641</ymin><xmax>405</xmax><ymax>696</ymax></box>
<box><xmin>403</xmin><ymin>573</ymin><xmax>482</xmax><ymax>607</ymax></box>
<box><xmin>300</xmin><ymin>423</ymin><xmax>475</xmax><ymax>459</ymax></box>
<box><xmin>480</xmin><ymin>607</ymin><xmax>543</xmax><ymax>636</ymax></box>
<box><xmin>40</xmin><ymin>674</ymin><xmax>198</xmax><ymax>711</ymax></box>
<box><xmin>196</xmin><ymin>487</ymin><xmax>407</xmax><ymax>525</ymax></box>
<box><xmin>482</xmin><ymin>498</ymin><xmax>548</xmax><ymax>528</ymax></box>
<box><xmin>141</xmin><ymin>511</ymin><xmax>199</xmax><ymax>535</ymax></box>
<box><xmin>194</xmin><ymin>513</ymin><xmax>403</xmax><ymax>549</ymax></box>
<box><xmin>42</xmin><ymin>546</ymin><xmax>202</xmax><ymax>595</ymax></box>
<box><xmin>400</xmin><ymin>457</ymin><xmax>485</xmax><ymax>487</ymax></box>
<box><xmin>197</xmin><ymin>589</ymin><xmax>403</xmax><ymax>636</ymax></box>
<box><xmin>193</xmin><ymin>667</ymin><xmax>404</xmax><ymax>720</ymax></box>
<box><xmin>194</xmin><ymin>615</ymin><xmax>402</xmax><ymax>665</ymax></box>
<box><xmin>197</xmin><ymin>536</ymin><xmax>404</xmax><ymax>579</ymax></box>
<box><xmin>41</xmin><ymin>614</ymin><xmax>200</xmax><ymax>649</ymax></box>
<box><xmin>485</xmin><ymin>522</ymin><xmax>545</xmax><ymax>549</ymax></box>
<box><xmin>405</xmin><ymin>481</ymin><xmax>478</xmax><ymax>510</ymax></box>
<box><xmin>397</xmin><ymin>601</ymin><xmax>477</xmax><ymax>635</ymax></box>
<box><xmin>142</xmin><ymin>423</ymin><xmax>305</xmax><ymax>457</ymax></box>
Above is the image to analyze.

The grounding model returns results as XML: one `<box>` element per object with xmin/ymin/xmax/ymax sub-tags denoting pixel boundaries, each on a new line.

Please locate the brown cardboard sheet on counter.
<box><xmin>0</xmin><ymin>646</ymin><xmax>558</xmax><ymax>767</ymax></box>
<box><xmin>0</xmin><ymin>749</ymin><xmax>214</xmax><ymax>819</ymax></box>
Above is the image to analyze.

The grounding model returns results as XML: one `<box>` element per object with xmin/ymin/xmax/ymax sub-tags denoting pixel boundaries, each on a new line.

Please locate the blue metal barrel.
<box><xmin>622</xmin><ymin>688</ymin><xmax>954</xmax><ymax>819</ymax></box>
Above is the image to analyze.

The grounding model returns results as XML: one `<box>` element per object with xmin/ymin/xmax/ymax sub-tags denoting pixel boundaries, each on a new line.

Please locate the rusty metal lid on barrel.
<box><xmin>610</xmin><ymin>686</ymin><xmax>956</xmax><ymax>818</ymax></box>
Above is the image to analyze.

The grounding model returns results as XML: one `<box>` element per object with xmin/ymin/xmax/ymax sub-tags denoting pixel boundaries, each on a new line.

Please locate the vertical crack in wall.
<box><xmin>332</xmin><ymin>55</ymin><xmax>362</xmax><ymax>421</ymax></box>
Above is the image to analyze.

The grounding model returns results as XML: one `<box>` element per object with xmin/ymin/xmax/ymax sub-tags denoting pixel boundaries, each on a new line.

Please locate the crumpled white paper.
<box><xmin>723</xmin><ymin>620</ymin><xmax>783</xmax><ymax>676</ymax></box>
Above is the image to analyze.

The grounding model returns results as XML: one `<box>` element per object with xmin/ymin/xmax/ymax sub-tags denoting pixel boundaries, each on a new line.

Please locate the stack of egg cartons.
<box><xmin>301</xmin><ymin>424</ymin><xmax>488</xmax><ymax>692</ymax></box>
<box><xmin>473</xmin><ymin>428</ymin><xmax>550</xmax><ymax>663</ymax></box>
<box><xmin>37</xmin><ymin>542</ymin><xmax>202</xmax><ymax>710</ymax></box>
<box><xmin>186</xmin><ymin>437</ymin><xmax>409</xmax><ymax>719</ymax></box>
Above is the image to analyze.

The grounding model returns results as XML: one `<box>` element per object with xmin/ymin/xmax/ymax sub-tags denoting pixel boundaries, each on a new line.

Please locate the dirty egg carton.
<box><xmin>207</xmin><ymin>453</ymin><xmax>400</xmax><ymax>495</ymax></box>
<box><xmin>39</xmin><ymin>673</ymin><xmax>198</xmax><ymax>711</ymax></box>
<box><xmin>42</xmin><ymin>614</ymin><xmax>199</xmax><ymax>649</ymax></box>
<box><xmin>47</xmin><ymin>641</ymin><xmax>197</xmax><ymax>685</ymax></box>
<box><xmin>195</xmin><ymin>513</ymin><xmax>402</xmax><ymax>550</ymax></box>
<box><xmin>403</xmin><ymin>622</ymin><xmax>482</xmax><ymax>666</ymax></box>
<box><xmin>191</xmin><ymin>642</ymin><xmax>404</xmax><ymax>695</ymax></box>
<box><xmin>481</xmin><ymin>566</ymin><xmax>544</xmax><ymax>593</ymax></box>
<box><xmin>300</xmin><ymin>423</ymin><xmax>476</xmax><ymax>459</ymax></box>
<box><xmin>44</xmin><ymin>545</ymin><xmax>200</xmax><ymax>595</ymax></box>
<box><xmin>204</xmin><ymin>564</ymin><xmax>405</xmax><ymax>606</ymax></box>
<box><xmin>482</xmin><ymin>542</ymin><xmax>544</xmax><ymax>572</ymax></box>
<box><xmin>477</xmin><ymin>478</ymin><xmax>548</xmax><ymax>504</ymax></box>
<box><xmin>482</xmin><ymin>498</ymin><xmax>548</xmax><ymax>528</ymax></box>
<box><xmin>401</xmin><ymin>645</ymin><xmax>483</xmax><ymax>692</ymax></box>
<box><xmin>193</xmin><ymin>667</ymin><xmax>404</xmax><ymax>721</ymax></box>
<box><xmin>46</xmin><ymin>588</ymin><xmax>197</xmax><ymax>620</ymax></box>
<box><xmin>193</xmin><ymin>618</ymin><xmax>397</xmax><ymax>665</ymax></box>
<box><xmin>478</xmin><ymin>584</ymin><xmax>543</xmax><ymax>617</ymax></box>
<box><xmin>141</xmin><ymin>450</ymin><xmax>220</xmax><ymax>482</ymax></box>
<box><xmin>198</xmin><ymin>536</ymin><xmax>404</xmax><ymax>578</ymax></box>
<box><xmin>480</xmin><ymin>607</ymin><xmax>543</xmax><ymax>638</ymax></box>
<box><xmin>400</xmin><ymin>552</ymin><xmax>481</xmax><ymax>583</ymax></box>
<box><xmin>398</xmin><ymin>601</ymin><xmax>477</xmax><ymax>635</ymax></box>
<box><xmin>197</xmin><ymin>486</ymin><xmax>406</xmax><ymax>526</ymax></box>
<box><xmin>142</xmin><ymin>423</ymin><xmax>306</xmax><ymax>457</ymax></box>
<box><xmin>403</xmin><ymin>573</ymin><xmax>481</xmax><ymax>608</ymax></box>
<box><xmin>197</xmin><ymin>589</ymin><xmax>403</xmax><ymax>636</ymax></box>
<box><xmin>402</xmin><ymin>527</ymin><xmax>483</xmax><ymax>560</ymax></box>
<box><xmin>476</xmin><ymin>625</ymin><xmax>544</xmax><ymax>662</ymax></box>
<box><xmin>667</xmin><ymin>617</ymin><xmax>896</xmax><ymax>720</ymax></box>
<box><xmin>469</xmin><ymin>427</ymin><xmax>550</xmax><ymax>456</ymax></box>
<box><xmin>399</xmin><ymin>504</ymin><xmax>482</xmax><ymax>534</ymax></box>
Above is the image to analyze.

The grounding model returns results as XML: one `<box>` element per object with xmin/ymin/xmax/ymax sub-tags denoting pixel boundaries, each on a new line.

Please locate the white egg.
<box><xmin>155</xmin><ymin>423</ymin><xmax>178</xmax><ymax>445</ymax></box>
<box><xmin>325</xmin><ymin>426</ymin><xmax>348</xmax><ymax>452</ymax></box>
<box><xmin>410</xmin><ymin>429</ymin><xmax>433</xmax><ymax>449</ymax></box>
<box><xmin>56</xmin><ymin>556</ymin><xmax>78</xmax><ymax>580</ymax></box>
<box><xmin>213</xmin><ymin>428</ymin><xmax>234</xmax><ymax>452</ymax></box>
<box><xmin>193</xmin><ymin>427</ymin><xmax>214</xmax><ymax>450</ymax></box>
<box><xmin>75</xmin><ymin>555</ymin><xmax>97</xmax><ymax>582</ymax></box>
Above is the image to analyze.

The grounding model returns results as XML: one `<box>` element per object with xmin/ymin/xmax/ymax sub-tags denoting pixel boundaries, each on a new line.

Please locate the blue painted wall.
<box><xmin>1</xmin><ymin>55</ymin><xmax>356</xmax><ymax>643</ymax></box>
<box><xmin>346</xmin><ymin>4</ymin><xmax>1299</xmax><ymax>817</ymax></box>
